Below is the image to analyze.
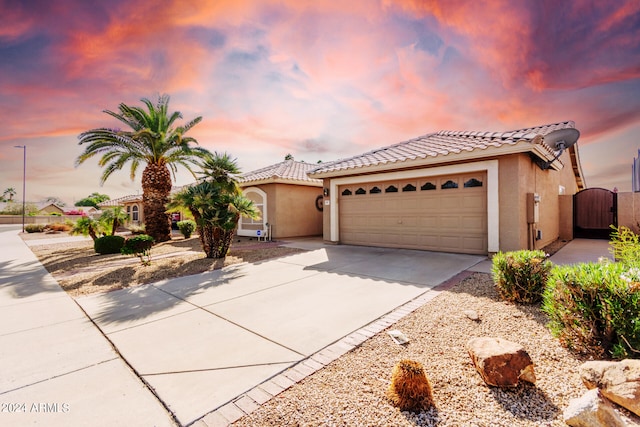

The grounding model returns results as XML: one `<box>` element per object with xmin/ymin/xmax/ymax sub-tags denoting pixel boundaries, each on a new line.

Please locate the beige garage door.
<box><xmin>339</xmin><ymin>172</ymin><xmax>487</xmax><ymax>254</ymax></box>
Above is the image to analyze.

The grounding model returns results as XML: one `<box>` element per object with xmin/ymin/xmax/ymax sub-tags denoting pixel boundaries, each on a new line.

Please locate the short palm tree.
<box><xmin>76</xmin><ymin>94</ymin><xmax>211</xmax><ymax>242</ymax></box>
<box><xmin>100</xmin><ymin>206</ymin><xmax>129</xmax><ymax>236</ymax></box>
<box><xmin>167</xmin><ymin>153</ymin><xmax>260</xmax><ymax>258</ymax></box>
<box><xmin>70</xmin><ymin>216</ymin><xmax>103</xmax><ymax>241</ymax></box>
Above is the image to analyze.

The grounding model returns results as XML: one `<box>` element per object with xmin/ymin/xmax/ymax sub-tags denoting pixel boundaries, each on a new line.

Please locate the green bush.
<box><xmin>121</xmin><ymin>234</ymin><xmax>154</xmax><ymax>265</ymax></box>
<box><xmin>610</xmin><ymin>225</ymin><xmax>640</xmax><ymax>265</ymax></box>
<box><xmin>543</xmin><ymin>262</ymin><xmax>640</xmax><ymax>359</ymax></box>
<box><xmin>177</xmin><ymin>220</ymin><xmax>196</xmax><ymax>238</ymax></box>
<box><xmin>24</xmin><ymin>224</ymin><xmax>46</xmax><ymax>233</ymax></box>
<box><xmin>94</xmin><ymin>235</ymin><xmax>125</xmax><ymax>255</ymax></box>
<box><xmin>491</xmin><ymin>250</ymin><xmax>552</xmax><ymax>304</ymax></box>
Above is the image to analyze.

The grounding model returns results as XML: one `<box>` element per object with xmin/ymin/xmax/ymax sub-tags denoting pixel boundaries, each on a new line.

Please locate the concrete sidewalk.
<box><xmin>0</xmin><ymin>226</ymin><xmax>176</xmax><ymax>426</ymax></box>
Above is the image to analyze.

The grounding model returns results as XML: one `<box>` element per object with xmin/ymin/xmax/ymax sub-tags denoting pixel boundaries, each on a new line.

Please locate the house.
<box><xmin>308</xmin><ymin>121</ymin><xmax>586</xmax><ymax>255</ymax></box>
<box><xmin>238</xmin><ymin>159</ymin><xmax>324</xmax><ymax>239</ymax></box>
<box><xmin>36</xmin><ymin>202</ymin><xmax>65</xmax><ymax>215</ymax></box>
<box><xmin>98</xmin><ymin>194</ymin><xmax>144</xmax><ymax>225</ymax></box>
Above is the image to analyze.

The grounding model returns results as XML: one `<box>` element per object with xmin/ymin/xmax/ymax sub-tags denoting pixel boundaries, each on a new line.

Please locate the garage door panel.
<box><xmin>339</xmin><ymin>172</ymin><xmax>487</xmax><ymax>254</ymax></box>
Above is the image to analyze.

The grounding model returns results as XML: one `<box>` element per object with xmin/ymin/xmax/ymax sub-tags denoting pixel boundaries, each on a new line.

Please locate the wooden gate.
<box><xmin>573</xmin><ymin>188</ymin><xmax>617</xmax><ymax>239</ymax></box>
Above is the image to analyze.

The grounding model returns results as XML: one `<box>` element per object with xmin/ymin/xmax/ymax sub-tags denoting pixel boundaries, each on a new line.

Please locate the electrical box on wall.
<box><xmin>527</xmin><ymin>193</ymin><xmax>540</xmax><ymax>224</ymax></box>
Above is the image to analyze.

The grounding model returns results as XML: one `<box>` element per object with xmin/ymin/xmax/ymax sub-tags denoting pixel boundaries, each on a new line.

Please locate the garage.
<box><xmin>338</xmin><ymin>172</ymin><xmax>488</xmax><ymax>254</ymax></box>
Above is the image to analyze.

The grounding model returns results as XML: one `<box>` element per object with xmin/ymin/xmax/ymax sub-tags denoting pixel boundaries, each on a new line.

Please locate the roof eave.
<box><xmin>309</xmin><ymin>141</ymin><xmax>562</xmax><ymax>178</ymax></box>
<box><xmin>239</xmin><ymin>178</ymin><xmax>323</xmax><ymax>187</ymax></box>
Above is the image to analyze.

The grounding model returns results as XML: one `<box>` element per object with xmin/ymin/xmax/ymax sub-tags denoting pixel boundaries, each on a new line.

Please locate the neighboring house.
<box><xmin>72</xmin><ymin>206</ymin><xmax>101</xmax><ymax>218</ymax></box>
<box><xmin>36</xmin><ymin>202</ymin><xmax>65</xmax><ymax>215</ymax></box>
<box><xmin>98</xmin><ymin>194</ymin><xmax>144</xmax><ymax>225</ymax></box>
<box><xmin>238</xmin><ymin>159</ymin><xmax>324</xmax><ymax>239</ymax></box>
<box><xmin>308</xmin><ymin>121</ymin><xmax>586</xmax><ymax>255</ymax></box>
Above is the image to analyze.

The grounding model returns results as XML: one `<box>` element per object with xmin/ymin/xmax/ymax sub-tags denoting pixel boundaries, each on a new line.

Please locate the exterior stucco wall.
<box><xmin>260</xmin><ymin>183</ymin><xmax>322</xmax><ymax>238</ymax></box>
<box><xmin>618</xmin><ymin>192</ymin><xmax>640</xmax><ymax>234</ymax></box>
<box><xmin>498</xmin><ymin>150</ymin><xmax>580</xmax><ymax>251</ymax></box>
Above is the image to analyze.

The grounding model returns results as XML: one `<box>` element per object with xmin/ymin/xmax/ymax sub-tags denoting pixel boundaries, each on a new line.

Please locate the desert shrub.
<box><xmin>121</xmin><ymin>234</ymin><xmax>154</xmax><ymax>265</ymax></box>
<box><xmin>46</xmin><ymin>222</ymin><xmax>72</xmax><ymax>232</ymax></box>
<box><xmin>24</xmin><ymin>224</ymin><xmax>46</xmax><ymax>233</ymax></box>
<box><xmin>94</xmin><ymin>235</ymin><xmax>125</xmax><ymax>255</ymax></box>
<box><xmin>610</xmin><ymin>225</ymin><xmax>640</xmax><ymax>265</ymax></box>
<box><xmin>543</xmin><ymin>262</ymin><xmax>640</xmax><ymax>359</ymax></box>
<box><xmin>177</xmin><ymin>220</ymin><xmax>196</xmax><ymax>238</ymax></box>
<box><xmin>491</xmin><ymin>250</ymin><xmax>552</xmax><ymax>304</ymax></box>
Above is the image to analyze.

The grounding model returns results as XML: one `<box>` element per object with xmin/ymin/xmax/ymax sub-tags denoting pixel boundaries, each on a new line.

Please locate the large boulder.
<box><xmin>580</xmin><ymin>359</ymin><xmax>640</xmax><ymax>417</ymax></box>
<box><xmin>467</xmin><ymin>337</ymin><xmax>536</xmax><ymax>387</ymax></box>
<box><xmin>564</xmin><ymin>388</ymin><xmax>634</xmax><ymax>427</ymax></box>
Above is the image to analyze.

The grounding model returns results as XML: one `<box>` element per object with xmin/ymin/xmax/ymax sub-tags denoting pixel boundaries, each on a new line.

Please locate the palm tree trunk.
<box><xmin>142</xmin><ymin>163</ymin><xmax>173</xmax><ymax>242</ymax></box>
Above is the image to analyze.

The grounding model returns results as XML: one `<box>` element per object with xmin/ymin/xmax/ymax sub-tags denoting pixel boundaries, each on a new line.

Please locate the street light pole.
<box><xmin>13</xmin><ymin>145</ymin><xmax>26</xmax><ymax>233</ymax></box>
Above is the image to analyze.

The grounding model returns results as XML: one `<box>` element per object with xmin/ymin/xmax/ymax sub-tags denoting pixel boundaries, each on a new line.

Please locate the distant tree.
<box><xmin>76</xmin><ymin>94</ymin><xmax>211</xmax><ymax>243</ymax></box>
<box><xmin>75</xmin><ymin>192</ymin><xmax>110</xmax><ymax>209</ymax></box>
<box><xmin>284</xmin><ymin>153</ymin><xmax>294</xmax><ymax>160</ymax></box>
<box><xmin>3</xmin><ymin>188</ymin><xmax>16</xmax><ymax>201</ymax></box>
<box><xmin>43</xmin><ymin>196</ymin><xmax>66</xmax><ymax>207</ymax></box>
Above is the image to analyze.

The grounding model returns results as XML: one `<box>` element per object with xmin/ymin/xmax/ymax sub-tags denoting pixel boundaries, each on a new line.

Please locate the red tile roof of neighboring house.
<box><xmin>309</xmin><ymin>121</ymin><xmax>582</xmax><ymax>183</ymax></box>
<box><xmin>239</xmin><ymin>159</ymin><xmax>323</xmax><ymax>187</ymax></box>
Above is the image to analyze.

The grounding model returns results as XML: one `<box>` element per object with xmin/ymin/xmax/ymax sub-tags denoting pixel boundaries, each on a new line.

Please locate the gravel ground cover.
<box><xmin>233</xmin><ymin>272</ymin><xmax>588</xmax><ymax>427</ymax></box>
<box><xmin>25</xmin><ymin>233</ymin><xmax>304</xmax><ymax>296</ymax></box>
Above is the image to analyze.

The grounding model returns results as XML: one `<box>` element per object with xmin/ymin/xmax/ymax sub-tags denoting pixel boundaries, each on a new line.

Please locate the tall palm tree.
<box><xmin>76</xmin><ymin>94</ymin><xmax>211</xmax><ymax>242</ymax></box>
<box><xmin>168</xmin><ymin>153</ymin><xmax>260</xmax><ymax>258</ymax></box>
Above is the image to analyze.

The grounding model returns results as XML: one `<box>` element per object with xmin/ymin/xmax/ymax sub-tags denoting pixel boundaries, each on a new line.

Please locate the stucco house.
<box><xmin>308</xmin><ymin>121</ymin><xmax>586</xmax><ymax>255</ymax></box>
<box><xmin>98</xmin><ymin>194</ymin><xmax>144</xmax><ymax>225</ymax></box>
<box><xmin>238</xmin><ymin>159</ymin><xmax>324</xmax><ymax>239</ymax></box>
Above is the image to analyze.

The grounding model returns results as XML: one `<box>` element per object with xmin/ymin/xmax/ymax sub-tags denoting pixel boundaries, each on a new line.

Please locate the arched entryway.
<box><xmin>238</xmin><ymin>187</ymin><xmax>267</xmax><ymax>237</ymax></box>
<box><xmin>573</xmin><ymin>188</ymin><xmax>617</xmax><ymax>239</ymax></box>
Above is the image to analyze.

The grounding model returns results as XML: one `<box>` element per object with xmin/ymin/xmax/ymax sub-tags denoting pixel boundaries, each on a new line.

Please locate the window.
<box><xmin>132</xmin><ymin>205</ymin><xmax>139</xmax><ymax>221</ymax></box>
<box><xmin>385</xmin><ymin>185</ymin><xmax>398</xmax><ymax>193</ymax></box>
<box><xmin>341</xmin><ymin>189</ymin><xmax>352</xmax><ymax>196</ymax></box>
<box><xmin>421</xmin><ymin>182</ymin><xmax>436</xmax><ymax>191</ymax></box>
<box><xmin>402</xmin><ymin>184</ymin><xmax>416</xmax><ymax>192</ymax></box>
<box><xmin>441</xmin><ymin>180</ymin><xmax>458</xmax><ymax>189</ymax></box>
<box><xmin>369</xmin><ymin>186</ymin><xmax>382</xmax><ymax>194</ymax></box>
<box><xmin>355</xmin><ymin>187</ymin><xmax>366</xmax><ymax>195</ymax></box>
<box><xmin>464</xmin><ymin>178</ymin><xmax>483</xmax><ymax>188</ymax></box>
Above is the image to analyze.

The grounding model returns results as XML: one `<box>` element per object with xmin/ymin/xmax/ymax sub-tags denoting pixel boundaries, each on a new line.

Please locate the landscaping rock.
<box><xmin>580</xmin><ymin>359</ymin><xmax>640</xmax><ymax>417</ymax></box>
<box><xmin>463</xmin><ymin>309</ymin><xmax>480</xmax><ymax>321</ymax></box>
<box><xmin>467</xmin><ymin>337</ymin><xmax>536</xmax><ymax>387</ymax></box>
<box><xmin>563</xmin><ymin>389</ymin><xmax>632</xmax><ymax>427</ymax></box>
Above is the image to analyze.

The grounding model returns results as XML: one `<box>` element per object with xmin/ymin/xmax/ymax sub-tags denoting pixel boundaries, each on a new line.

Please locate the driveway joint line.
<box><xmin>140</xmin><ymin>360</ymin><xmax>302</xmax><ymax>377</ymax></box>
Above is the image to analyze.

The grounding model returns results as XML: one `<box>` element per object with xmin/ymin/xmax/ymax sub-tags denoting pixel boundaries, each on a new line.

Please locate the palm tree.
<box><xmin>100</xmin><ymin>206</ymin><xmax>129</xmax><ymax>236</ymax></box>
<box><xmin>76</xmin><ymin>94</ymin><xmax>211</xmax><ymax>242</ymax></box>
<box><xmin>70</xmin><ymin>217</ymin><xmax>103</xmax><ymax>241</ymax></box>
<box><xmin>168</xmin><ymin>153</ymin><xmax>260</xmax><ymax>258</ymax></box>
<box><xmin>3</xmin><ymin>188</ymin><xmax>16</xmax><ymax>201</ymax></box>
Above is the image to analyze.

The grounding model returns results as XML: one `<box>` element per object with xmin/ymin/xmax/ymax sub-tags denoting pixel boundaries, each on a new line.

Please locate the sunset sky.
<box><xmin>1</xmin><ymin>0</ymin><xmax>639</xmax><ymax>206</ymax></box>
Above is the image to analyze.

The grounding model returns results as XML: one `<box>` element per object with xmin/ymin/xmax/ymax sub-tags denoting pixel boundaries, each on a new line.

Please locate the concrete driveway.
<box><xmin>75</xmin><ymin>241</ymin><xmax>484</xmax><ymax>425</ymax></box>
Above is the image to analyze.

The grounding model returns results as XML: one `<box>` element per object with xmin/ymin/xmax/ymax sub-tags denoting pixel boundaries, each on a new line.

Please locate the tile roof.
<box><xmin>239</xmin><ymin>160</ymin><xmax>323</xmax><ymax>186</ymax></box>
<box><xmin>98</xmin><ymin>194</ymin><xmax>142</xmax><ymax>207</ymax></box>
<box><xmin>309</xmin><ymin>121</ymin><xmax>577</xmax><ymax>176</ymax></box>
